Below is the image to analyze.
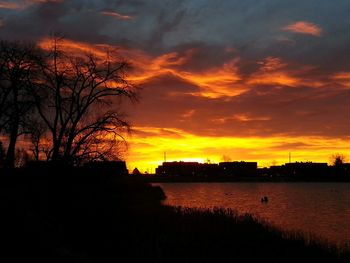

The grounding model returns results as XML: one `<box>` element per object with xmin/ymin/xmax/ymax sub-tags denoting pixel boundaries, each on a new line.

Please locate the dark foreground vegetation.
<box><xmin>1</xmin><ymin>168</ymin><xmax>349</xmax><ymax>263</ymax></box>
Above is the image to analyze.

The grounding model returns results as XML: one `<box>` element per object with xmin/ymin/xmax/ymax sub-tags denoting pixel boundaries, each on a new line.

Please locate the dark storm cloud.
<box><xmin>1</xmin><ymin>0</ymin><xmax>350</xmax><ymax>58</ymax></box>
<box><xmin>170</xmin><ymin>43</ymin><xmax>238</xmax><ymax>72</ymax></box>
<box><xmin>0</xmin><ymin>0</ymin><xmax>119</xmax><ymax>42</ymax></box>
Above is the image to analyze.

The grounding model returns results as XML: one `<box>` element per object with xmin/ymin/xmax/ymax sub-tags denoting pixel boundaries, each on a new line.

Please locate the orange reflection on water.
<box><xmin>156</xmin><ymin>182</ymin><xmax>350</xmax><ymax>246</ymax></box>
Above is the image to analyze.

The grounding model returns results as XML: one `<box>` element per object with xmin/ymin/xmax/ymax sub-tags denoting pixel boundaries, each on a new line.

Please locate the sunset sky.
<box><xmin>2</xmin><ymin>0</ymin><xmax>350</xmax><ymax>172</ymax></box>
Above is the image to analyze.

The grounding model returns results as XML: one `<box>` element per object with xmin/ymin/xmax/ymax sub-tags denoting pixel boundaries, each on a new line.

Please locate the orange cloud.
<box><xmin>100</xmin><ymin>11</ymin><xmax>134</xmax><ymax>20</ymax></box>
<box><xmin>126</xmin><ymin>50</ymin><xmax>243</xmax><ymax>98</ymax></box>
<box><xmin>282</xmin><ymin>21</ymin><xmax>322</xmax><ymax>37</ymax></box>
<box><xmin>181</xmin><ymin>110</ymin><xmax>196</xmax><ymax>119</ymax></box>
<box><xmin>247</xmin><ymin>72</ymin><xmax>299</xmax><ymax>86</ymax></box>
<box><xmin>212</xmin><ymin>114</ymin><xmax>271</xmax><ymax>125</ymax></box>
<box><xmin>257</xmin><ymin>57</ymin><xmax>287</xmax><ymax>71</ymax></box>
<box><xmin>0</xmin><ymin>1</ymin><xmax>20</xmax><ymax>9</ymax></box>
<box><xmin>39</xmin><ymin>38</ymin><xmax>115</xmax><ymax>58</ymax></box>
<box><xmin>38</xmin><ymin>38</ymin><xmax>349</xmax><ymax>100</ymax></box>
<box><xmin>332</xmin><ymin>72</ymin><xmax>350</xmax><ymax>80</ymax></box>
<box><xmin>39</xmin><ymin>38</ymin><xmax>350</xmax><ymax>95</ymax></box>
<box><xmin>246</xmin><ymin>57</ymin><xmax>334</xmax><ymax>88</ymax></box>
<box><xmin>39</xmin><ymin>38</ymin><xmax>243</xmax><ymax>98</ymax></box>
<box><xmin>32</xmin><ymin>0</ymin><xmax>62</xmax><ymax>2</ymax></box>
<box><xmin>247</xmin><ymin>57</ymin><xmax>299</xmax><ymax>86</ymax></box>
<box><xmin>0</xmin><ymin>0</ymin><xmax>62</xmax><ymax>10</ymax></box>
<box><xmin>331</xmin><ymin>72</ymin><xmax>350</xmax><ymax>88</ymax></box>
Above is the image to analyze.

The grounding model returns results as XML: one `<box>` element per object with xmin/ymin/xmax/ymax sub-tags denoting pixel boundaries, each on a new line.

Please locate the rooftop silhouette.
<box><xmin>154</xmin><ymin>160</ymin><xmax>350</xmax><ymax>181</ymax></box>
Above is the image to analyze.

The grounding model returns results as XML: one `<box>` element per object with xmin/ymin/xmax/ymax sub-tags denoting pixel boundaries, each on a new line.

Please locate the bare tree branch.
<box><xmin>30</xmin><ymin>37</ymin><xmax>137</xmax><ymax>165</ymax></box>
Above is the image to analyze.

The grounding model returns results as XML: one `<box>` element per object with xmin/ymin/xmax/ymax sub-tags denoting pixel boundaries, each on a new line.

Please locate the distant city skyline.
<box><xmin>150</xmin><ymin>157</ymin><xmax>334</xmax><ymax>174</ymax></box>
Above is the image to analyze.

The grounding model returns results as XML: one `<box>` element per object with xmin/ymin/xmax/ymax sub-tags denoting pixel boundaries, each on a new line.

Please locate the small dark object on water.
<box><xmin>261</xmin><ymin>196</ymin><xmax>268</xmax><ymax>203</ymax></box>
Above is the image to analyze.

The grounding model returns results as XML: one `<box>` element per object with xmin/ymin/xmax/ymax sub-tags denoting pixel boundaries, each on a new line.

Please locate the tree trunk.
<box><xmin>51</xmin><ymin>138</ymin><xmax>60</xmax><ymax>162</ymax></box>
<box><xmin>5</xmin><ymin>121</ymin><xmax>19</xmax><ymax>169</ymax></box>
<box><xmin>5</xmin><ymin>85</ymin><xmax>19</xmax><ymax>169</ymax></box>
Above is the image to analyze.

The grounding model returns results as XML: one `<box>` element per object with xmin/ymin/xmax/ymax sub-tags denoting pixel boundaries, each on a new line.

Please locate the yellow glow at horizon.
<box><xmin>125</xmin><ymin>127</ymin><xmax>350</xmax><ymax>173</ymax></box>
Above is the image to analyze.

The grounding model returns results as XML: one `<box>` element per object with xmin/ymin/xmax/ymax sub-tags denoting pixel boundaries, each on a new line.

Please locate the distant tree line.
<box><xmin>0</xmin><ymin>37</ymin><xmax>137</xmax><ymax>168</ymax></box>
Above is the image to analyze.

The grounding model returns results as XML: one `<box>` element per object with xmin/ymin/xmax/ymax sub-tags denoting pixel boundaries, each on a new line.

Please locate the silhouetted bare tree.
<box><xmin>31</xmin><ymin>37</ymin><xmax>136</xmax><ymax>165</ymax></box>
<box><xmin>221</xmin><ymin>155</ymin><xmax>232</xmax><ymax>162</ymax></box>
<box><xmin>332</xmin><ymin>153</ymin><xmax>346</xmax><ymax>166</ymax></box>
<box><xmin>0</xmin><ymin>40</ymin><xmax>43</xmax><ymax>168</ymax></box>
<box><xmin>0</xmin><ymin>56</ymin><xmax>11</xmax><ymax>133</ymax></box>
<box><xmin>27</xmin><ymin>117</ymin><xmax>48</xmax><ymax>161</ymax></box>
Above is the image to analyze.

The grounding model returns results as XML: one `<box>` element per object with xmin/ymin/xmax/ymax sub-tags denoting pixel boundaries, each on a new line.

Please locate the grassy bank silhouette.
<box><xmin>0</xmin><ymin>168</ymin><xmax>349</xmax><ymax>262</ymax></box>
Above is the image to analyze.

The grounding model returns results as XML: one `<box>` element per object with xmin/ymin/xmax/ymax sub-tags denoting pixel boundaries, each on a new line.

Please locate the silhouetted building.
<box><xmin>154</xmin><ymin>160</ymin><xmax>349</xmax><ymax>180</ymax></box>
<box><xmin>132</xmin><ymin>167</ymin><xmax>141</xmax><ymax>176</ymax></box>
<box><xmin>201</xmin><ymin>163</ymin><xmax>220</xmax><ymax>177</ymax></box>
<box><xmin>329</xmin><ymin>163</ymin><xmax>350</xmax><ymax>178</ymax></box>
<box><xmin>156</xmin><ymin>162</ymin><xmax>203</xmax><ymax>176</ymax></box>
<box><xmin>284</xmin><ymin>162</ymin><xmax>328</xmax><ymax>178</ymax></box>
<box><xmin>155</xmin><ymin>161</ymin><xmax>257</xmax><ymax>177</ymax></box>
<box><xmin>219</xmin><ymin>161</ymin><xmax>258</xmax><ymax>177</ymax></box>
<box><xmin>268</xmin><ymin>165</ymin><xmax>286</xmax><ymax>177</ymax></box>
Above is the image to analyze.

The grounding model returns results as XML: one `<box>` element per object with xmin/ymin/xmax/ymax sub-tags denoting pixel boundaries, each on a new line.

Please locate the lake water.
<box><xmin>154</xmin><ymin>183</ymin><xmax>350</xmax><ymax>246</ymax></box>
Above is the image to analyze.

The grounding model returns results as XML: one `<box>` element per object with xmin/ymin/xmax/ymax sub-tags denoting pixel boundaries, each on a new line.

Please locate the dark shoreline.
<box><xmin>141</xmin><ymin>175</ymin><xmax>350</xmax><ymax>183</ymax></box>
<box><xmin>0</xmin><ymin>168</ymin><xmax>349</xmax><ymax>262</ymax></box>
